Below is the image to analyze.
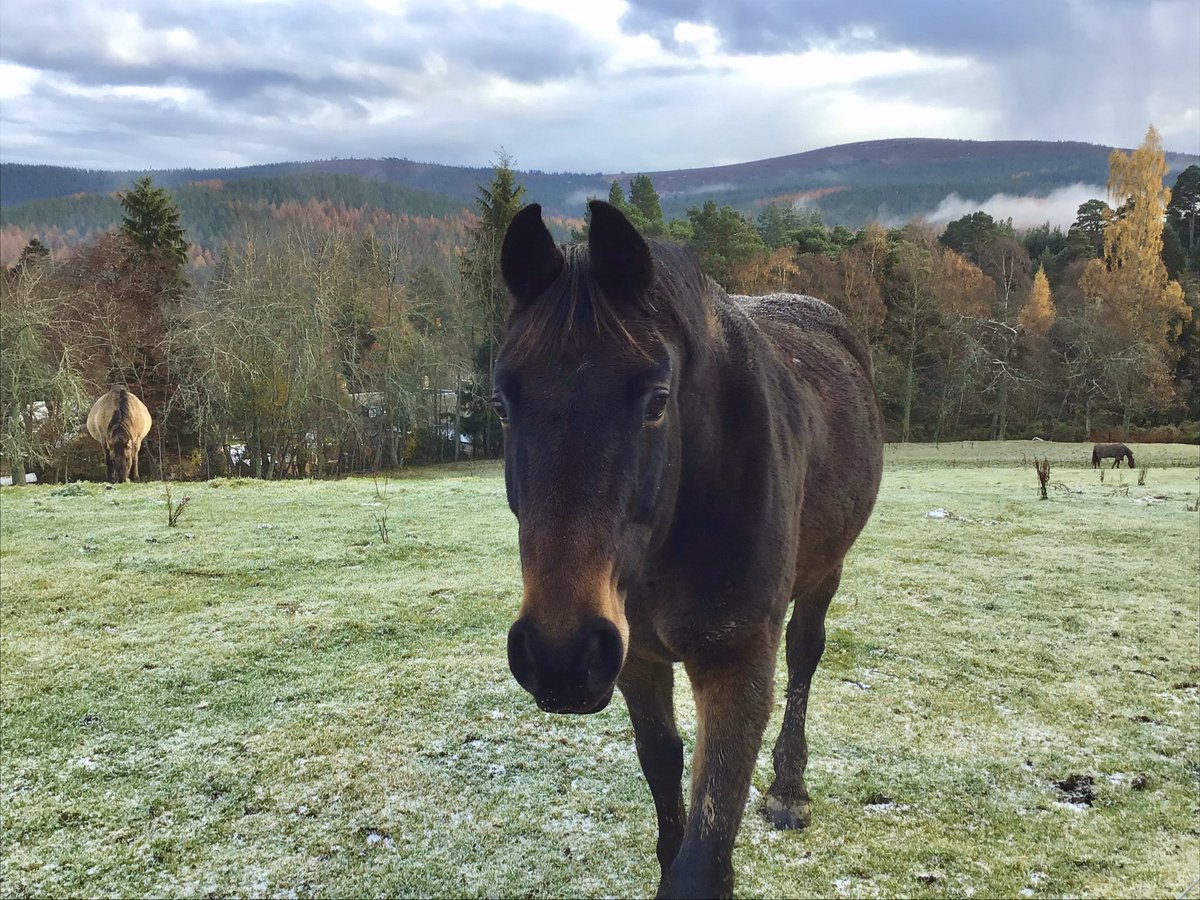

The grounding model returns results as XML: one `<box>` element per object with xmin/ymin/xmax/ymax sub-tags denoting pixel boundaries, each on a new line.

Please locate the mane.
<box><xmin>108</xmin><ymin>388</ymin><xmax>132</xmax><ymax>443</ymax></box>
<box><xmin>507</xmin><ymin>241</ymin><xmax>714</xmax><ymax>364</ymax></box>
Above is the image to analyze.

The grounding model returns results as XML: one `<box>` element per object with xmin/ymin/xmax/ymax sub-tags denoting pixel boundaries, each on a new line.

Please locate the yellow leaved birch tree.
<box><xmin>1078</xmin><ymin>125</ymin><xmax>1190</xmax><ymax>432</ymax></box>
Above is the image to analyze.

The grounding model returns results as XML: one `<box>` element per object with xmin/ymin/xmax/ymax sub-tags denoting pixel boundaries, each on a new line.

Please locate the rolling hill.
<box><xmin>3</xmin><ymin>139</ymin><xmax>1197</xmax><ymax>254</ymax></box>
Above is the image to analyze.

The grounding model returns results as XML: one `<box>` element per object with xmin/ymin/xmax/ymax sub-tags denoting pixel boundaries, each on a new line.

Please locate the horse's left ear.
<box><xmin>588</xmin><ymin>200</ymin><xmax>653</xmax><ymax>303</ymax></box>
<box><xmin>502</xmin><ymin>203</ymin><xmax>564</xmax><ymax>308</ymax></box>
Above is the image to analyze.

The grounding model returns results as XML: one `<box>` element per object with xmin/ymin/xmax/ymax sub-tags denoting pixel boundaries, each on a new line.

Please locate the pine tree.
<box><xmin>629</xmin><ymin>174</ymin><xmax>664</xmax><ymax>236</ymax></box>
<box><xmin>756</xmin><ymin>203</ymin><xmax>801</xmax><ymax>249</ymax></box>
<box><xmin>686</xmin><ymin>201</ymin><xmax>766</xmax><ymax>288</ymax></box>
<box><xmin>11</xmin><ymin>238</ymin><xmax>51</xmax><ymax>276</ymax></box>
<box><xmin>939</xmin><ymin>211</ymin><xmax>1014</xmax><ymax>263</ymax></box>
<box><xmin>120</xmin><ymin>176</ymin><xmax>188</xmax><ymax>270</ymax></box>
<box><xmin>461</xmin><ymin>152</ymin><xmax>526</xmax><ymax>457</ymax></box>
<box><xmin>1166</xmin><ymin>164</ymin><xmax>1200</xmax><ymax>273</ymax></box>
<box><xmin>607</xmin><ymin>180</ymin><xmax>628</xmax><ymax>210</ymax></box>
<box><xmin>471</xmin><ymin>152</ymin><xmax>525</xmax><ymax>243</ymax></box>
<box><xmin>1068</xmin><ymin>199</ymin><xmax>1112</xmax><ymax>259</ymax></box>
<box><xmin>592</xmin><ymin>176</ymin><xmax>665</xmax><ymax>238</ymax></box>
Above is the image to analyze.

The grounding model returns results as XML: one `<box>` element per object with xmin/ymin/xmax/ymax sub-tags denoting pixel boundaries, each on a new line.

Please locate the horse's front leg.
<box><xmin>618</xmin><ymin>653</ymin><xmax>686</xmax><ymax>898</ymax></box>
<box><xmin>669</xmin><ymin>634</ymin><xmax>779</xmax><ymax>899</ymax></box>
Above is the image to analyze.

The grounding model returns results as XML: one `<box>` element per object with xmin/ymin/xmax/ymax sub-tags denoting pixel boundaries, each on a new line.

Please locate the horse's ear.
<box><xmin>502</xmin><ymin>203</ymin><xmax>564</xmax><ymax>308</ymax></box>
<box><xmin>588</xmin><ymin>200</ymin><xmax>653</xmax><ymax>303</ymax></box>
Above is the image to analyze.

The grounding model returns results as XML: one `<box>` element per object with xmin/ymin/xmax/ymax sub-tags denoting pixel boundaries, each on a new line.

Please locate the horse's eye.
<box><xmin>491</xmin><ymin>395</ymin><xmax>509</xmax><ymax>422</ymax></box>
<box><xmin>644</xmin><ymin>389</ymin><xmax>670</xmax><ymax>423</ymax></box>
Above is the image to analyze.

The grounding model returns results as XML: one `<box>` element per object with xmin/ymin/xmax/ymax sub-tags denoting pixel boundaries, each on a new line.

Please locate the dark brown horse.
<box><xmin>495</xmin><ymin>201</ymin><xmax>883</xmax><ymax>898</ymax></box>
<box><xmin>86</xmin><ymin>388</ymin><xmax>152</xmax><ymax>483</ymax></box>
<box><xmin>1092</xmin><ymin>442</ymin><xmax>1135</xmax><ymax>469</ymax></box>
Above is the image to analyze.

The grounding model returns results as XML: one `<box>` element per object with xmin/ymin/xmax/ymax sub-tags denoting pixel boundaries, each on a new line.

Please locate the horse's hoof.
<box><xmin>763</xmin><ymin>794</ymin><xmax>811</xmax><ymax>830</ymax></box>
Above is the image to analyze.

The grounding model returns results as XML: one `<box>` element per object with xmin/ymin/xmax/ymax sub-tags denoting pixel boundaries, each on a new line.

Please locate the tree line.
<box><xmin>0</xmin><ymin>172</ymin><xmax>471</xmax><ymax>268</ymax></box>
<box><xmin>600</xmin><ymin>129</ymin><xmax>1195</xmax><ymax>445</ymax></box>
<box><xmin>2</xmin><ymin>128</ymin><xmax>1196</xmax><ymax>484</ymax></box>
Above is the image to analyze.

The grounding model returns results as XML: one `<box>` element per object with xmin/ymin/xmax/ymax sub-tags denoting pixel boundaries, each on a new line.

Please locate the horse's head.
<box><xmin>496</xmin><ymin>201</ymin><xmax>690</xmax><ymax>714</ymax></box>
<box><xmin>108</xmin><ymin>431</ymin><xmax>134</xmax><ymax>483</ymax></box>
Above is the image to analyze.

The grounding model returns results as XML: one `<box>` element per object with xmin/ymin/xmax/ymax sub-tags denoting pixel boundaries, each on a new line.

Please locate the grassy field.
<box><xmin>1</xmin><ymin>441</ymin><xmax>1197</xmax><ymax>898</ymax></box>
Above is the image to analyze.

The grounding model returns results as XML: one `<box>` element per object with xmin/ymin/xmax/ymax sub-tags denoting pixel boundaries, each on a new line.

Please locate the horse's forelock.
<box><xmin>505</xmin><ymin>242</ymin><xmax>709</xmax><ymax>366</ymax></box>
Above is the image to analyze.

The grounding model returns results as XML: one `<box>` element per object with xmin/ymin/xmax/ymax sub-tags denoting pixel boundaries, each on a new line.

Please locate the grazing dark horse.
<box><xmin>86</xmin><ymin>388</ymin><xmax>152</xmax><ymax>483</ymax></box>
<box><xmin>1092</xmin><ymin>442</ymin><xmax>1135</xmax><ymax>469</ymax></box>
<box><xmin>495</xmin><ymin>201</ymin><xmax>883</xmax><ymax>898</ymax></box>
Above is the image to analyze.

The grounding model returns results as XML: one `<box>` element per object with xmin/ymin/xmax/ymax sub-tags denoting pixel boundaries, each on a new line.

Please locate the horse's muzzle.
<box><xmin>507</xmin><ymin>616</ymin><xmax>624</xmax><ymax>715</ymax></box>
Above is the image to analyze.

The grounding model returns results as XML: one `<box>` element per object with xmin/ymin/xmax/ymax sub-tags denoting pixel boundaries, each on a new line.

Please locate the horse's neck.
<box><xmin>678</xmin><ymin>298</ymin><xmax>774</xmax><ymax>482</ymax></box>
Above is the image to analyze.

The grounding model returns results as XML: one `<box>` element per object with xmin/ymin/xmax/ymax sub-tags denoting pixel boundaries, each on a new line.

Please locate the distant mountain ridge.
<box><xmin>3</xmin><ymin>138</ymin><xmax>1197</xmax><ymax>232</ymax></box>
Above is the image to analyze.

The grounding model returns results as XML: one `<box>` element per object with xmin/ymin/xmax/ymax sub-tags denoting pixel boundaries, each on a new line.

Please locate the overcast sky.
<box><xmin>1</xmin><ymin>0</ymin><xmax>1197</xmax><ymax>175</ymax></box>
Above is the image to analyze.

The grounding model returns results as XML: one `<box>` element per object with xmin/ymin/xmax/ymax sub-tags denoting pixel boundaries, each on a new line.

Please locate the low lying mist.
<box><xmin>924</xmin><ymin>182</ymin><xmax>1107</xmax><ymax>230</ymax></box>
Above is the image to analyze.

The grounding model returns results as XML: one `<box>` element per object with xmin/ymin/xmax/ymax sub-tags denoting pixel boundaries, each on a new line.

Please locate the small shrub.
<box><xmin>1034</xmin><ymin>458</ymin><xmax>1051</xmax><ymax>500</ymax></box>
<box><xmin>371</xmin><ymin>472</ymin><xmax>391</xmax><ymax>543</ymax></box>
<box><xmin>1137</xmin><ymin>465</ymin><xmax>1149</xmax><ymax>486</ymax></box>
<box><xmin>164</xmin><ymin>482</ymin><xmax>191</xmax><ymax>527</ymax></box>
<box><xmin>373</xmin><ymin>509</ymin><xmax>390</xmax><ymax>543</ymax></box>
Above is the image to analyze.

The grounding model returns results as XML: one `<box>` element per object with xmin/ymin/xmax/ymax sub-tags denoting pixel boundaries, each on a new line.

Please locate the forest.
<box><xmin>2</xmin><ymin>127</ymin><xmax>1197</xmax><ymax>483</ymax></box>
<box><xmin>9</xmin><ymin>138</ymin><xmax>1194</xmax><ymax>229</ymax></box>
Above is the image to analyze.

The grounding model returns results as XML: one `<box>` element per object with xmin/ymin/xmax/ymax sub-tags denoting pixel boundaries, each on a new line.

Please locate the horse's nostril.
<box><xmin>507</xmin><ymin>620</ymin><xmax>540</xmax><ymax>696</ymax></box>
<box><xmin>582</xmin><ymin>620</ymin><xmax>624</xmax><ymax>696</ymax></box>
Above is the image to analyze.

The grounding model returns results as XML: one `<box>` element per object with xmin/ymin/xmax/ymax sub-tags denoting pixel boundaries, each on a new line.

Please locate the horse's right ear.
<box><xmin>502</xmin><ymin>203</ymin><xmax>564</xmax><ymax>308</ymax></box>
<box><xmin>587</xmin><ymin>200</ymin><xmax>653</xmax><ymax>303</ymax></box>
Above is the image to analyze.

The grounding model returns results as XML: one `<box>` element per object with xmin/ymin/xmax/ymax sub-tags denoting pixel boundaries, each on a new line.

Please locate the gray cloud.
<box><xmin>619</xmin><ymin>0</ymin><xmax>1200</xmax><ymax>154</ymax></box>
<box><xmin>404</xmin><ymin>4</ymin><xmax>604</xmax><ymax>82</ymax></box>
<box><xmin>622</xmin><ymin>0</ymin><xmax>1115</xmax><ymax>56</ymax></box>
<box><xmin>1</xmin><ymin>1</ymin><xmax>599</xmax><ymax>103</ymax></box>
<box><xmin>0</xmin><ymin>0</ymin><xmax>1195</xmax><ymax>173</ymax></box>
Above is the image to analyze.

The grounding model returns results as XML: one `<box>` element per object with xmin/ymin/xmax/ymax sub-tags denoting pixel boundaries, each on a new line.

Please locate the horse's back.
<box><xmin>86</xmin><ymin>391</ymin><xmax>114</xmax><ymax>443</ymax></box>
<box><xmin>734</xmin><ymin>293</ymin><xmax>874</xmax><ymax>380</ymax></box>
<box><xmin>125</xmin><ymin>391</ymin><xmax>152</xmax><ymax>440</ymax></box>
<box><xmin>87</xmin><ymin>389</ymin><xmax>152</xmax><ymax>443</ymax></box>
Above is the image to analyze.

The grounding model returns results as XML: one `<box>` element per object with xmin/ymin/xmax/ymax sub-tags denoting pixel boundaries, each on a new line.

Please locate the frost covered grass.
<box><xmin>2</xmin><ymin>442</ymin><xmax>1197</xmax><ymax>898</ymax></box>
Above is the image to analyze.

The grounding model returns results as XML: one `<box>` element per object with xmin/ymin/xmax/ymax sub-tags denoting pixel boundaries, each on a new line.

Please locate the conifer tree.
<box><xmin>120</xmin><ymin>176</ymin><xmax>188</xmax><ymax>270</ymax></box>
<box><xmin>629</xmin><ymin>174</ymin><xmax>665</xmax><ymax>236</ymax></box>
<box><xmin>592</xmin><ymin>176</ymin><xmax>665</xmax><ymax>238</ymax></box>
<box><xmin>461</xmin><ymin>151</ymin><xmax>526</xmax><ymax>457</ymax></box>
<box><xmin>607</xmin><ymin>180</ymin><xmax>627</xmax><ymax>210</ymax></box>
<box><xmin>13</xmin><ymin>238</ymin><xmax>51</xmax><ymax>274</ymax></box>
<box><xmin>1166</xmin><ymin>164</ymin><xmax>1200</xmax><ymax>273</ymax></box>
<box><xmin>756</xmin><ymin>203</ymin><xmax>801</xmax><ymax>249</ymax></box>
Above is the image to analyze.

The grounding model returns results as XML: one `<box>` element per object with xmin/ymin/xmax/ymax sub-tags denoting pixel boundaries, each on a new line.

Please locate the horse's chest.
<box><xmin>626</xmin><ymin>545</ymin><xmax>795</xmax><ymax>662</ymax></box>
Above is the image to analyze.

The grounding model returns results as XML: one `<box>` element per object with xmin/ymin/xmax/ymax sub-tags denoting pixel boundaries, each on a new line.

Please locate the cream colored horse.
<box><xmin>86</xmin><ymin>389</ymin><xmax>152</xmax><ymax>482</ymax></box>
